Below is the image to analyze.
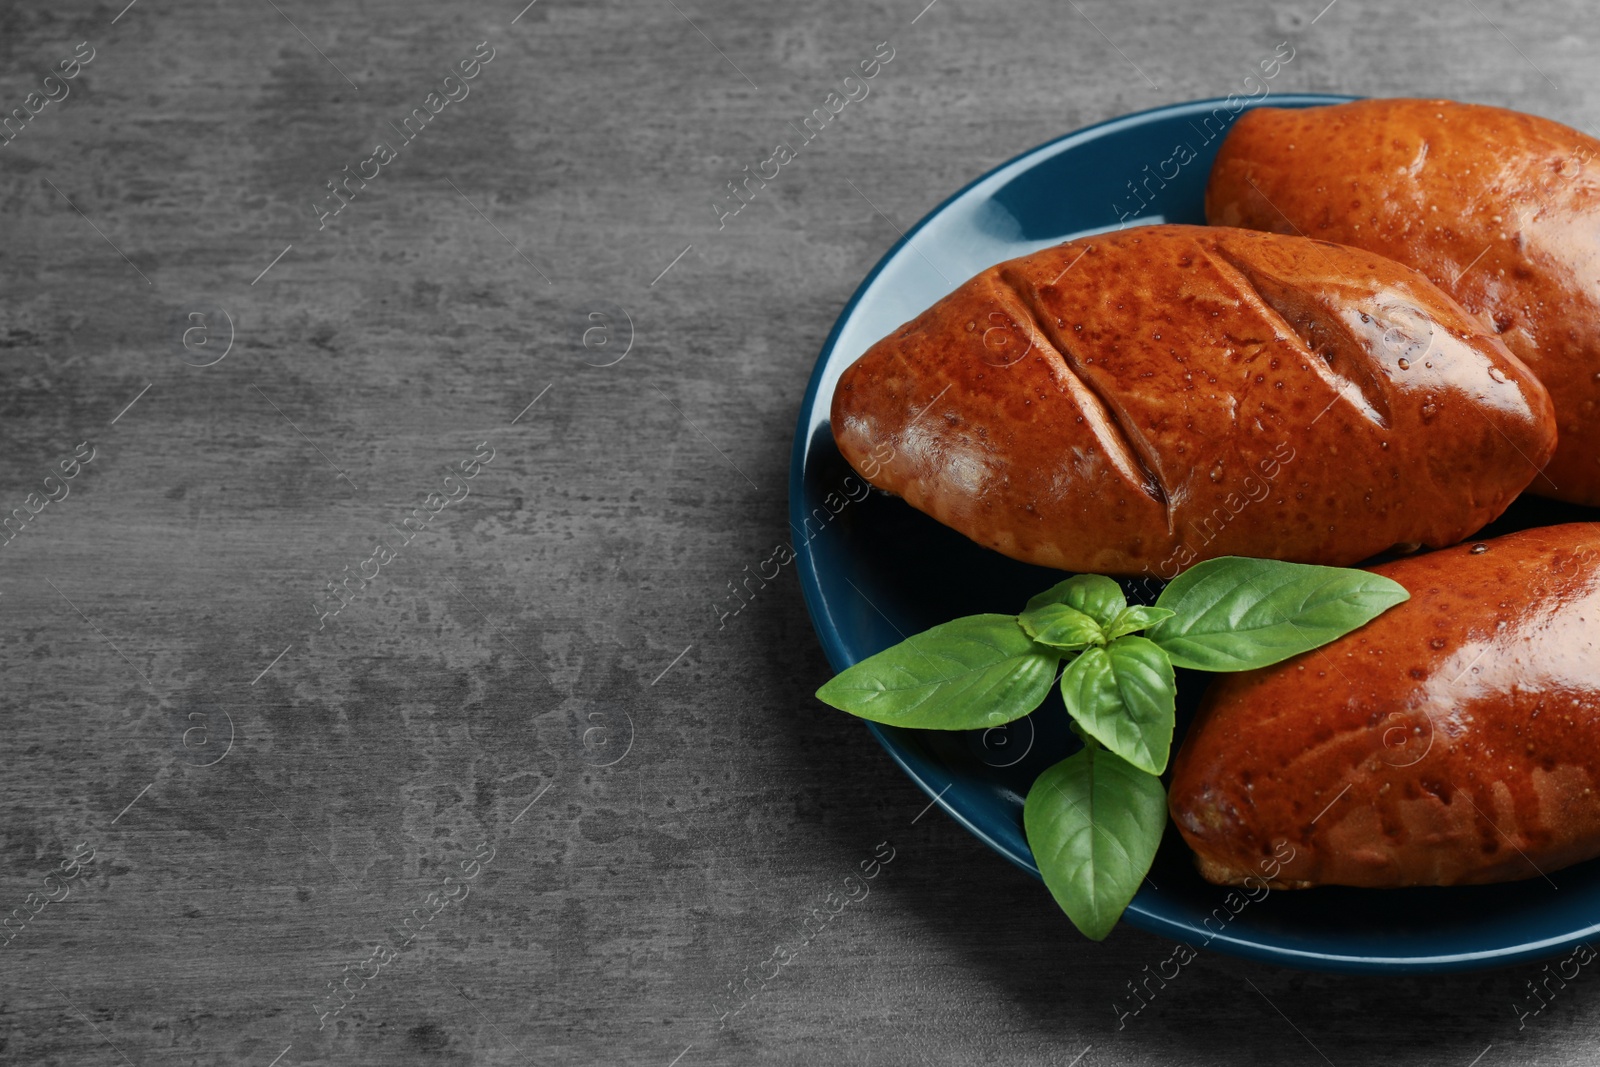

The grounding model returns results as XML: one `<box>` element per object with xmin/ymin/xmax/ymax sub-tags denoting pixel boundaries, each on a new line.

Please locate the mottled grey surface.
<box><xmin>0</xmin><ymin>0</ymin><xmax>1597</xmax><ymax>1063</ymax></box>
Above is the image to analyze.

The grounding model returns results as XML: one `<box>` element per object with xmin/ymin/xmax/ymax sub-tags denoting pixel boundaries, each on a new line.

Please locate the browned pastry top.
<box><xmin>1208</xmin><ymin>98</ymin><xmax>1600</xmax><ymax>503</ymax></box>
<box><xmin>831</xmin><ymin>224</ymin><xmax>1556</xmax><ymax>576</ymax></box>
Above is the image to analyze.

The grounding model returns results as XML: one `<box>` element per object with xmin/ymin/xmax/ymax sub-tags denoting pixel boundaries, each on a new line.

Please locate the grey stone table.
<box><xmin>1</xmin><ymin>0</ymin><xmax>1596</xmax><ymax>1063</ymax></box>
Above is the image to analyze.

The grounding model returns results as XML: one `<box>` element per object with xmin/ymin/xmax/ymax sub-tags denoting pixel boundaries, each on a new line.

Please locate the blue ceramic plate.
<box><xmin>790</xmin><ymin>94</ymin><xmax>1600</xmax><ymax>973</ymax></box>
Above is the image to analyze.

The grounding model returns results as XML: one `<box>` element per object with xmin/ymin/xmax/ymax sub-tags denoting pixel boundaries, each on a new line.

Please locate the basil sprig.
<box><xmin>815</xmin><ymin>556</ymin><xmax>1409</xmax><ymax>940</ymax></box>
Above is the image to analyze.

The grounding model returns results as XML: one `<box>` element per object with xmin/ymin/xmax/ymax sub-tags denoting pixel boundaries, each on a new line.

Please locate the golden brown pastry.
<box><xmin>1169</xmin><ymin>523</ymin><xmax>1600</xmax><ymax>889</ymax></box>
<box><xmin>1207</xmin><ymin>98</ymin><xmax>1600</xmax><ymax>504</ymax></box>
<box><xmin>830</xmin><ymin>224</ymin><xmax>1556</xmax><ymax>576</ymax></box>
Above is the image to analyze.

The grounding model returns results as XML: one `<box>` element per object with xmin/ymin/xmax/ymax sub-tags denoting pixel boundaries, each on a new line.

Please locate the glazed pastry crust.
<box><xmin>1208</xmin><ymin>98</ymin><xmax>1600</xmax><ymax>504</ymax></box>
<box><xmin>830</xmin><ymin>224</ymin><xmax>1556</xmax><ymax>576</ymax></box>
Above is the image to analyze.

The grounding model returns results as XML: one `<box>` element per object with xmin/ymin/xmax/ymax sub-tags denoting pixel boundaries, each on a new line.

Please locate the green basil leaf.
<box><xmin>1024</xmin><ymin>744</ymin><xmax>1167</xmax><ymax>941</ymax></box>
<box><xmin>1019</xmin><ymin>602</ymin><xmax>1104</xmax><ymax>651</ymax></box>
<box><xmin>1148</xmin><ymin>556</ymin><xmax>1410</xmax><ymax>672</ymax></box>
<box><xmin>1024</xmin><ymin>574</ymin><xmax>1126</xmax><ymax>627</ymax></box>
<box><xmin>1102</xmin><ymin>605</ymin><xmax>1176</xmax><ymax>641</ymax></box>
<box><xmin>1057</xmin><ymin>638</ymin><xmax>1176</xmax><ymax>774</ymax></box>
<box><xmin>815</xmin><ymin>614</ymin><xmax>1059</xmax><ymax>730</ymax></box>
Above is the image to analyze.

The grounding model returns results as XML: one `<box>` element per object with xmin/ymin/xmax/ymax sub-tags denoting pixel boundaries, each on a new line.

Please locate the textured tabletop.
<box><xmin>1</xmin><ymin>0</ymin><xmax>1597</xmax><ymax>1063</ymax></box>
